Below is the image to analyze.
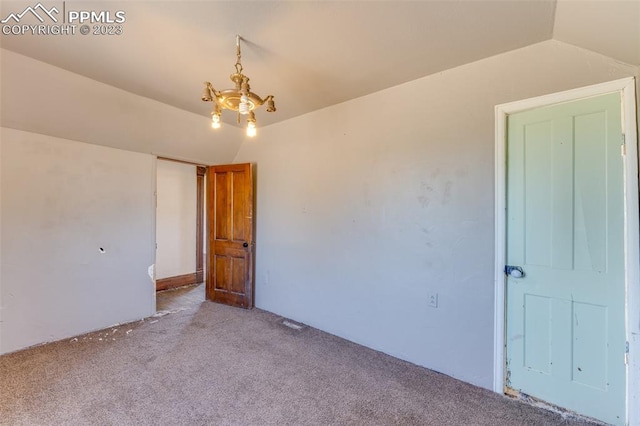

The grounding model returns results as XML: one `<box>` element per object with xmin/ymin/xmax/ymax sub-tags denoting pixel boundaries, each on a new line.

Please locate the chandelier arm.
<box><xmin>209</xmin><ymin>83</ymin><xmax>221</xmax><ymax>98</ymax></box>
<box><xmin>247</xmin><ymin>93</ymin><xmax>273</xmax><ymax>107</ymax></box>
<box><xmin>251</xmin><ymin>95</ymin><xmax>265</xmax><ymax>106</ymax></box>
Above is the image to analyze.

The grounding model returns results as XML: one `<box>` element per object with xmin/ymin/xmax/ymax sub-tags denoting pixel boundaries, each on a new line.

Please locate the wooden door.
<box><xmin>206</xmin><ymin>163</ymin><xmax>254</xmax><ymax>308</ymax></box>
<box><xmin>505</xmin><ymin>93</ymin><xmax>625</xmax><ymax>425</ymax></box>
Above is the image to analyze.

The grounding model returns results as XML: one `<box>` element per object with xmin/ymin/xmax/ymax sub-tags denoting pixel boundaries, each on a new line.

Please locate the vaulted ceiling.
<box><xmin>1</xmin><ymin>1</ymin><xmax>638</xmax><ymax>129</ymax></box>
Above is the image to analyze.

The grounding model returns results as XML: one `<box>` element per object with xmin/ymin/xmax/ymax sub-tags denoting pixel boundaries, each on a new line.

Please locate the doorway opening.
<box><xmin>155</xmin><ymin>158</ymin><xmax>207</xmax><ymax>311</ymax></box>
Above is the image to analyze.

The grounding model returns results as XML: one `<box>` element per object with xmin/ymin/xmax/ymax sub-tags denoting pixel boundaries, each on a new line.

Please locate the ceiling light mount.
<box><xmin>202</xmin><ymin>35</ymin><xmax>276</xmax><ymax>137</ymax></box>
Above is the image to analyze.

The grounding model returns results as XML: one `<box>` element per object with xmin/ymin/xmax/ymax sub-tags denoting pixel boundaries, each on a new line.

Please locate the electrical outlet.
<box><xmin>428</xmin><ymin>292</ymin><xmax>438</xmax><ymax>308</ymax></box>
<box><xmin>263</xmin><ymin>270</ymin><xmax>270</xmax><ymax>285</ymax></box>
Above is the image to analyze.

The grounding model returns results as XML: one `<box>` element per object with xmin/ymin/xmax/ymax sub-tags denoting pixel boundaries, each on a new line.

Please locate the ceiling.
<box><xmin>1</xmin><ymin>1</ymin><xmax>638</xmax><ymax>129</ymax></box>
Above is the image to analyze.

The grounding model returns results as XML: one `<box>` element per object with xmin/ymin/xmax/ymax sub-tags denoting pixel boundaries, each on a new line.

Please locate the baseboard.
<box><xmin>156</xmin><ymin>272</ymin><xmax>197</xmax><ymax>291</ymax></box>
<box><xmin>195</xmin><ymin>268</ymin><xmax>204</xmax><ymax>284</ymax></box>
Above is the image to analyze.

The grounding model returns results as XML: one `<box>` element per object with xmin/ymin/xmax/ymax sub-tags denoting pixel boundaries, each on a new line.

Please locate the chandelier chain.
<box><xmin>235</xmin><ymin>35</ymin><xmax>243</xmax><ymax>74</ymax></box>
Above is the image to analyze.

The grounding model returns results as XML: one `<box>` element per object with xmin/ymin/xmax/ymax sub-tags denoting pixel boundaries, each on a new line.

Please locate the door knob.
<box><xmin>243</xmin><ymin>242</ymin><xmax>249</xmax><ymax>248</ymax></box>
<box><xmin>505</xmin><ymin>265</ymin><xmax>525</xmax><ymax>278</ymax></box>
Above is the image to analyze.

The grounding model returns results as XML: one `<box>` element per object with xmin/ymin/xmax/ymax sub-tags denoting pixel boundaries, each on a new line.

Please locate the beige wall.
<box><xmin>0</xmin><ymin>49</ymin><xmax>241</xmax><ymax>165</ymax></box>
<box><xmin>234</xmin><ymin>40</ymin><xmax>639</xmax><ymax>389</ymax></box>
<box><xmin>0</xmin><ymin>127</ymin><xmax>156</xmax><ymax>354</ymax></box>
<box><xmin>156</xmin><ymin>160</ymin><xmax>197</xmax><ymax>280</ymax></box>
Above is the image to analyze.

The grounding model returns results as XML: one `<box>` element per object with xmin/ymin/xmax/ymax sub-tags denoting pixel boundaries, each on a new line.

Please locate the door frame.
<box><xmin>493</xmin><ymin>77</ymin><xmax>639</xmax><ymax>423</ymax></box>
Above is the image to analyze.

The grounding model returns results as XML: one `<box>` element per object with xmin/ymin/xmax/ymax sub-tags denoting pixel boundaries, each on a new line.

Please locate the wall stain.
<box><xmin>442</xmin><ymin>181</ymin><xmax>452</xmax><ymax>205</ymax></box>
<box><xmin>417</xmin><ymin>182</ymin><xmax>433</xmax><ymax>208</ymax></box>
<box><xmin>363</xmin><ymin>183</ymin><xmax>372</xmax><ymax>207</ymax></box>
<box><xmin>421</xmin><ymin>227</ymin><xmax>433</xmax><ymax>247</ymax></box>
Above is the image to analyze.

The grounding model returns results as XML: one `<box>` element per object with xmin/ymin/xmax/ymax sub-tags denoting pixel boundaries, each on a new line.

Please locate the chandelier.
<box><xmin>201</xmin><ymin>35</ymin><xmax>276</xmax><ymax>137</ymax></box>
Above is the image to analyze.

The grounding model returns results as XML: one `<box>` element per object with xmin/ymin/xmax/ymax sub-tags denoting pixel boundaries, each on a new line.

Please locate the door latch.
<box><xmin>505</xmin><ymin>265</ymin><xmax>525</xmax><ymax>278</ymax></box>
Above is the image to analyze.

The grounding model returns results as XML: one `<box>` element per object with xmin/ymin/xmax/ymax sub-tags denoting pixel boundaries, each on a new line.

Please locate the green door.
<box><xmin>505</xmin><ymin>93</ymin><xmax>626</xmax><ymax>425</ymax></box>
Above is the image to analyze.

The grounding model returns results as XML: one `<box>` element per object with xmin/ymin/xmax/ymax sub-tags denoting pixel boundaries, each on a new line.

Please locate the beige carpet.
<box><xmin>1</xmin><ymin>292</ymin><xmax>599</xmax><ymax>426</ymax></box>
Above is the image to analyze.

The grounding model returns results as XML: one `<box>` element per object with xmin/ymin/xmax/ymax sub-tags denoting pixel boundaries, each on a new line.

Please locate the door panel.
<box><xmin>506</xmin><ymin>93</ymin><xmax>625</xmax><ymax>425</ymax></box>
<box><xmin>207</xmin><ymin>163</ymin><xmax>254</xmax><ymax>308</ymax></box>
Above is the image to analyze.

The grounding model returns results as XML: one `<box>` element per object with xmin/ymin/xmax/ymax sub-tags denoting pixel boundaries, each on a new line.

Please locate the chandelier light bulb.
<box><xmin>211</xmin><ymin>114</ymin><xmax>221</xmax><ymax>129</ymax></box>
<box><xmin>239</xmin><ymin>95</ymin><xmax>250</xmax><ymax>115</ymax></box>
<box><xmin>246</xmin><ymin>121</ymin><xmax>257</xmax><ymax>137</ymax></box>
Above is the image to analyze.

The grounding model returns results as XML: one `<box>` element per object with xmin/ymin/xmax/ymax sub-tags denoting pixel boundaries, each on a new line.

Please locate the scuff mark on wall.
<box><xmin>442</xmin><ymin>181</ymin><xmax>453</xmax><ymax>205</ymax></box>
<box><xmin>148</xmin><ymin>264</ymin><xmax>155</xmax><ymax>282</ymax></box>
<box><xmin>363</xmin><ymin>183</ymin><xmax>372</xmax><ymax>207</ymax></box>
<box><xmin>417</xmin><ymin>182</ymin><xmax>433</xmax><ymax>208</ymax></box>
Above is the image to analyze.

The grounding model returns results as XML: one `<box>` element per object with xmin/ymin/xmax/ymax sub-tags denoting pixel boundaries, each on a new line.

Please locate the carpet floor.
<box><xmin>1</xmin><ymin>288</ymin><xmax>600</xmax><ymax>426</ymax></box>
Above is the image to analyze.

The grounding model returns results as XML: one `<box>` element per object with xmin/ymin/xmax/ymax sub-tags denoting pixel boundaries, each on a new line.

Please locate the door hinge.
<box><xmin>625</xmin><ymin>341</ymin><xmax>629</xmax><ymax>365</ymax></box>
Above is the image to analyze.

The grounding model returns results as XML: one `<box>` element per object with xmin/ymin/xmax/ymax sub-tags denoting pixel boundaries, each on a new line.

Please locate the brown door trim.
<box><xmin>157</xmin><ymin>156</ymin><xmax>207</xmax><ymax>167</ymax></box>
<box><xmin>156</xmin><ymin>272</ymin><xmax>198</xmax><ymax>291</ymax></box>
<box><xmin>196</xmin><ymin>166</ymin><xmax>206</xmax><ymax>283</ymax></box>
